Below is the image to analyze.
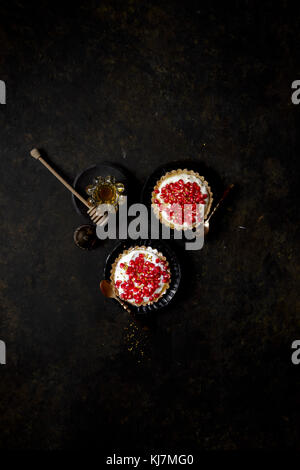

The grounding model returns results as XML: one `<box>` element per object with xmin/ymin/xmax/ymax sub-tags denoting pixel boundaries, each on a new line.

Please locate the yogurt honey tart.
<box><xmin>151</xmin><ymin>169</ymin><xmax>213</xmax><ymax>230</ymax></box>
<box><xmin>110</xmin><ymin>246</ymin><xmax>171</xmax><ymax>306</ymax></box>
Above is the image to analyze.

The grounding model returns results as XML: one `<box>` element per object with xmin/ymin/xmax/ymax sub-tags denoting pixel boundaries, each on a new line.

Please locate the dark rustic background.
<box><xmin>0</xmin><ymin>0</ymin><xmax>299</xmax><ymax>451</ymax></box>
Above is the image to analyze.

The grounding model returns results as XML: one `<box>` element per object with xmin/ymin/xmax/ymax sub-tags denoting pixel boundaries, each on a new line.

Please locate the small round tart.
<box><xmin>110</xmin><ymin>246</ymin><xmax>171</xmax><ymax>306</ymax></box>
<box><xmin>151</xmin><ymin>169</ymin><xmax>213</xmax><ymax>230</ymax></box>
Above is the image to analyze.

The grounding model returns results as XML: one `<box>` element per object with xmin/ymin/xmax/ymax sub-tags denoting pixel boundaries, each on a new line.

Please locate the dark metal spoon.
<box><xmin>204</xmin><ymin>184</ymin><xmax>234</xmax><ymax>235</ymax></box>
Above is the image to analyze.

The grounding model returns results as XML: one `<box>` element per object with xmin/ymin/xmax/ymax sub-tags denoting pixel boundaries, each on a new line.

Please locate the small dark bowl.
<box><xmin>74</xmin><ymin>224</ymin><xmax>99</xmax><ymax>250</ymax></box>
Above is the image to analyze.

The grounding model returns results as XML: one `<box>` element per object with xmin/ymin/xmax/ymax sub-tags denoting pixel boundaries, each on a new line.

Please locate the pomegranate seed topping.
<box><xmin>115</xmin><ymin>249</ymin><xmax>170</xmax><ymax>305</ymax></box>
<box><xmin>156</xmin><ymin>177</ymin><xmax>207</xmax><ymax>225</ymax></box>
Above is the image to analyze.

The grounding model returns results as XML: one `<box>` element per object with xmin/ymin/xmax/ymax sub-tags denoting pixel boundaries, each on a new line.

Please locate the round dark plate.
<box><xmin>104</xmin><ymin>239</ymin><xmax>181</xmax><ymax>314</ymax></box>
<box><xmin>72</xmin><ymin>163</ymin><xmax>130</xmax><ymax>220</ymax></box>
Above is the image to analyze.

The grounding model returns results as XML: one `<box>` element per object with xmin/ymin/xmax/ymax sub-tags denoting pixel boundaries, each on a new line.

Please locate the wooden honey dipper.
<box><xmin>30</xmin><ymin>148</ymin><xmax>108</xmax><ymax>226</ymax></box>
